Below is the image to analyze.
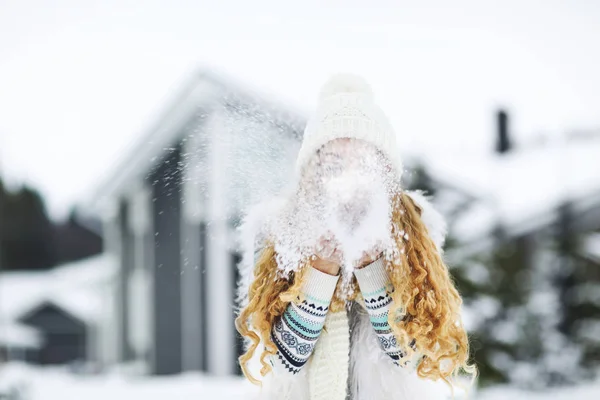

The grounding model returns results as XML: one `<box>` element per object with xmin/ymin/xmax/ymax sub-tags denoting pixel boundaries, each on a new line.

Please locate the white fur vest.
<box><xmin>237</xmin><ymin>191</ymin><xmax>455</xmax><ymax>400</ymax></box>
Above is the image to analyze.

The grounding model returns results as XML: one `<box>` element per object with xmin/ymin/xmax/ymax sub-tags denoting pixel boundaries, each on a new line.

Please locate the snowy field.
<box><xmin>2</xmin><ymin>363</ymin><xmax>600</xmax><ymax>400</ymax></box>
<box><xmin>0</xmin><ymin>363</ymin><xmax>255</xmax><ymax>400</ymax></box>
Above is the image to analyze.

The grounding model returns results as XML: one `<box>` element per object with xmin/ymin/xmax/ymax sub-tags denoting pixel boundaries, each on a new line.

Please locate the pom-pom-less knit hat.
<box><xmin>295</xmin><ymin>73</ymin><xmax>402</xmax><ymax>176</ymax></box>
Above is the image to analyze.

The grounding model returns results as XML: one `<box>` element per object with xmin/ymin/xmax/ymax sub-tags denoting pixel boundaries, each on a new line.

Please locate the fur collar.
<box><xmin>236</xmin><ymin>190</ymin><xmax>447</xmax><ymax>309</ymax></box>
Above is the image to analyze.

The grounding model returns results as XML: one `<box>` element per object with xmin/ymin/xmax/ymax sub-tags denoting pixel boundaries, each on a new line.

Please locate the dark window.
<box><xmin>231</xmin><ymin>251</ymin><xmax>243</xmax><ymax>375</ymax></box>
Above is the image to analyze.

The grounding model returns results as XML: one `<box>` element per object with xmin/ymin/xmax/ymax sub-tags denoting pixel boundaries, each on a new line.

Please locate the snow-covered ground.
<box><xmin>479</xmin><ymin>384</ymin><xmax>600</xmax><ymax>400</ymax></box>
<box><xmin>2</xmin><ymin>363</ymin><xmax>599</xmax><ymax>400</ymax></box>
<box><xmin>28</xmin><ymin>372</ymin><xmax>253</xmax><ymax>400</ymax></box>
<box><xmin>0</xmin><ymin>363</ymin><xmax>255</xmax><ymax>400</ymax></box>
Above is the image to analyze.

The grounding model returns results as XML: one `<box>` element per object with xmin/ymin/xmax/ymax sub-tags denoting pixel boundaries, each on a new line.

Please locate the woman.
<box><xmin>236</xmin><ymin>75</ymin><xmax>476</xmax><ymax>400</ymax></box>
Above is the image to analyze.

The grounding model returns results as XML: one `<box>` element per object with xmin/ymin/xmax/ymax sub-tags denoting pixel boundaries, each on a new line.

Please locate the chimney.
<box><xmin>496</xmin><ymin>109</ymin><xmax>511</xmax><ymax>154</ymax></box>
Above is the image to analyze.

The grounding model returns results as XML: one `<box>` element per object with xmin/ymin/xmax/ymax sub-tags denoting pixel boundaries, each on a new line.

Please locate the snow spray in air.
<box><xmin>270</xmin><ymin>138</ymin><xmax>402</xmax><ymax>297</ymax></box>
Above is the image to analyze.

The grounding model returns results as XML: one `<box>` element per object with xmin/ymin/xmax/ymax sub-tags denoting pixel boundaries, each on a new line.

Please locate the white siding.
<box><xmin>181</xmin><ymin>119</ymin><xmax>209</xmax><ymax>371</ymax></box>
<box><xmin>127</xmin><ymin>185</ymin><xmax>154</xmax><ymax>373</ymax></box>
<box><xmin>205</xmin><ymin>110</ymin><xmax>235</xmax><ymax>376</ymax></box>
<box><xmin>99</xmin><ymin>205</ymin><xmax>121</xmax><ymax>368</ymax></box>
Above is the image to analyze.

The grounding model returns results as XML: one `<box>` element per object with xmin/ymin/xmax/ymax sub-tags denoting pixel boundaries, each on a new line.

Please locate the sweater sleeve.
<box><xmin>270</xmin><ymin>265</ymin><xmax>340</xmax><ymax>374</ymax></box>
<box><xmin>354</xmin><ymin>258</ymin><xmax>418</xmax><ymax>367</ymax></box>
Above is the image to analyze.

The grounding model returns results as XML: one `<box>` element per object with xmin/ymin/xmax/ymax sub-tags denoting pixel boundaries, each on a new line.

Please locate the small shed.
<box><xmin>0</xmin><ymin>254</ymin><xmax>116</xmax><ymax>367</ymax></box>
<box><xmin>17</xmin><ymin>301</ymin><xmax>87</xmax><ymax>365</ymax></box>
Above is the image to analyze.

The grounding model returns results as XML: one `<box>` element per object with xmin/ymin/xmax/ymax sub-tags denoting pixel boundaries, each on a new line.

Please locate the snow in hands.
<box><xmin>270</xmin><ymin>138</ymin><xmax>403</xmax><ymax>298</ymax></box>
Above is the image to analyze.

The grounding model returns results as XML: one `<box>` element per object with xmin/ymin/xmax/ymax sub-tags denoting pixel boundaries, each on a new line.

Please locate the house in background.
<box><xmin>90</xmin><ymin>70</ymin><xmax>304</xmax><ymax>376</ymax></box>
<box><xmin>18</xmin><ymin>302</ymin><xmax>87</xmax><ymax>366</ymax></box>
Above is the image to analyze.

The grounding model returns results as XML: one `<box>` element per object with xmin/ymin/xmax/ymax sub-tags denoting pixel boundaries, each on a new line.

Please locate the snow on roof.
<box><xmin>0</xmin><ymin>321</ymin><xmax>43</xmax><ymax>349</ymax></box>
<box><xmin>425</xmin><ymin>136</ymin><xmax>600</xmax><ymax>240</ymax></box>
<box><xmin>0</xmin><ymin>254</ymin><xmax>117</xmax><ymax>326</ymax></box>
<box><xmin>89</xmin><ymin>69</ymin><xmax>306</xmax><ymax>214</ymax></box>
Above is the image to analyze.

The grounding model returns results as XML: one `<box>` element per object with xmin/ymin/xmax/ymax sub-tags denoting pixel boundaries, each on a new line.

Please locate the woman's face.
<box><xmin>302</xmin><ymin>138</ymin><xmax>380</xmax><ymax>182</ymax></box>
<box><xmin>300</xmin><ymin>138</ymin><xmax>392</xmax><ymax>230</ymax></box>
<box><xmin>311</xmin><ymin>137</ymin><xmax>382</xmax><ymax>173</ymax></box>
<box><xmin>274</xmin><ymin>138</ymin><xmax>397</xmax><ymax>276</ymax></box>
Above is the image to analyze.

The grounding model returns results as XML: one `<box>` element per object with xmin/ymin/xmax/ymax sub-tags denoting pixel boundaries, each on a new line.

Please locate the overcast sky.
<box><xmin>0</xmin><ymin>0</ymin><xmax>599</xmax><ymax>219</ymax></box>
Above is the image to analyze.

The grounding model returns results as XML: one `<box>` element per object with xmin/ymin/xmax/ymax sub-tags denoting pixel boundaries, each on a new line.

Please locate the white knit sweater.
<box><xmin>309</xmin><ymin>310</ymin><xmax>350</xmax><ymax>400</ymax></box>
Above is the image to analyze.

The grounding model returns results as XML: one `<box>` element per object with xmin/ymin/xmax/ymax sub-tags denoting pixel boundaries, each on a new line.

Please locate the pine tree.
<box><xmin>406</xmin><ymin>163</ymin><xmax>504</xmax><ymax>384</ymax></box>
<box><xmin>552</xmin><ymin>202</ymin><xmax>600</xmax><ymax>381</ymax></box>
<box><xmin>406</xmin><ymin>163</ymin><xmax>551</xmax><ymax>387</ymax></box>
<box><xmin>406</xmin><ymin>163</ymin><xmax>600</xmax><ymax>388</ymax></box>
<box><xmin>0</xmin><ymin>178</ymin><xmax>57</xmax><ymax>270</ymax></box>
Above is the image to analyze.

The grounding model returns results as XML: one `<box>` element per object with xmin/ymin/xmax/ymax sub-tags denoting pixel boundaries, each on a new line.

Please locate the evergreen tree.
<box><xmin>405</xmin><ymin>163</ymin><xmax>569</xmax><ymax>387</ymax></box>
<box><xmin>405</xmin><ymin>162</ymin><xmax>501</xmax><ymax>383</ymax></box>
<box><xmin>573</xmin><ymin>236</ymin><xmax>600</xmax><ymax>373</ymax></box>
<box><xmin>552</xmin><ymin>202</ymin><xmax>600</xmax><ymax>380</ymax></box>
<box><xmin>0</xmin><ymin>177</ymin><xmax>57</xmax><ymax>270</ymax></box>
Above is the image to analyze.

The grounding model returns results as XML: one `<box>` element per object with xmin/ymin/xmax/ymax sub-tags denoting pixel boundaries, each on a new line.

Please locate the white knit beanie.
<box><xmin>295</xmin><ymin>74</ymin><xmax>402</xmax><ymax>176</ymax></box>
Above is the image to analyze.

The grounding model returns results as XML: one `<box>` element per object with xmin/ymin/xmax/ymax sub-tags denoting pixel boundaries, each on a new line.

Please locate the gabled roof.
<box><xmin>89</xmin><ymin>69</ymin><xmax>306</xmax><ymax>213</ymax></box>
<box><xmin>18</xmin><ymin>300</ymin><xmax>87</xmax><ymax>328</ymax></box>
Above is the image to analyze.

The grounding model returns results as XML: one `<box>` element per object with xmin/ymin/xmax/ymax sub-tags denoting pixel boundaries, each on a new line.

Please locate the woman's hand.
<box><xmin>311</xmin><ymin>257</ymin><xmax>340</xmax><ymax>276</ymax></box>
<box><xmin>312</xmin><ymin>235</ymin><xmax>342</xmax><ymax>276</ymax></box>
<box><xmin>355</xmin><ymin>246</ymin><xmax>384</xmax><ymax>269</ymax></box>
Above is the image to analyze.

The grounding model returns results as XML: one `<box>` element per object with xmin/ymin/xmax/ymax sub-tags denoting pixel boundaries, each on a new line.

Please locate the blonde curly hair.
<box><xmin>235</xmin><ymin>191</ymin><xmax>476</xmax><ymax>388</ymax></box>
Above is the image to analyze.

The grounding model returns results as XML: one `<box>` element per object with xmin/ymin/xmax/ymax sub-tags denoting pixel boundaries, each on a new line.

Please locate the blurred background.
<box><xmin>1</xmin><ymin>1</ymin><xmax>599</xmax><ymax>399</ymax></box>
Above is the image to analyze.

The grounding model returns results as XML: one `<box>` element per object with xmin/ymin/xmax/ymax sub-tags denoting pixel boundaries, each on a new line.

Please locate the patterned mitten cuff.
<box><xmin>354</xmin><ymin>257</ymin><xmax>390</xmax><ymax>297</ymax></box>
<box><xmin>300</xmin><ymin>264</ymin><xmax>341</xmax><ymax>303</ymax></box>
<box><xmin>271</xmin><ymin>266</ymin><xmax>340</xmax><ymax>374</ymax></box>
<box><xmin>354</xmin><ymin>257</ymin><xmax>417</xmax><ymax>367</ymax></box>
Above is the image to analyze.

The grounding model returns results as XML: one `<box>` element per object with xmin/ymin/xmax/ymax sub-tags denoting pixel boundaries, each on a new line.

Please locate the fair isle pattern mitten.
<box><xmin>354</xmin><ymin>258</ymin><xmax>418</xmax><ymax>367</ymax></box>
<box><xmin>271</xmin><ymin>266</ymin><xmax>340</xmax><ymax>373</ymax></box>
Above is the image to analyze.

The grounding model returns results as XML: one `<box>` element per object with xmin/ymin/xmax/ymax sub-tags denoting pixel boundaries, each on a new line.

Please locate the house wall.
<box><xmin>180</xmin><ymin>218</ymin><xmax>209</xmax><ymax>371</ymax></box>
<box><xmin>118</xmin><ymin>200</ymin><xmax>136</xmax><ymax>362</ymax></box>
<box><xmin>149</xmin><ymin>144</ymin><xmax>184</xmax><ymax>375</ymax></box>
<box><xmin>128</xmin><ymin>185</ymin><xmax>154</xmax><ymax>373</ymax></box>
<box><xmin>98</xmin><ymin>206</ymin><xmax>121</xmax><ymax>369</ymax></box>
<box><xmin>204</xmin><ymin>110</ymin><xmax>236</xmax><ymax>376</ymax></box>
<box><xmin>97</xmin><ymin>93</ymin><xmax>303</xmax><ymax>377</ymax></box>
<box><xmin>181</xmin><ymin>117</ymin><xmax>210</xmax><ymax>372</ymax></box>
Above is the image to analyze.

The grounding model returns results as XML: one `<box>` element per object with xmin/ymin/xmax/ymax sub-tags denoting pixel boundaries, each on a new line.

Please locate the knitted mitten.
<box><xmin>271</xmin><ymin>266</ymin><xmax>340</xmax><ymax>374</ymax></box>
<box><xmin>354</xmin><ymin>257</ymin><xmax>419</xmax><ymax>367</ymax></box>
